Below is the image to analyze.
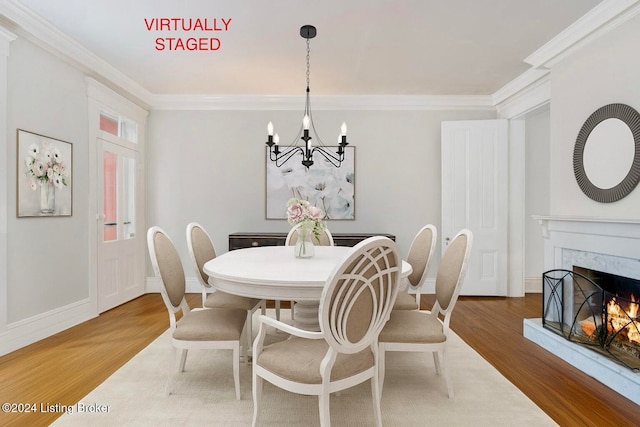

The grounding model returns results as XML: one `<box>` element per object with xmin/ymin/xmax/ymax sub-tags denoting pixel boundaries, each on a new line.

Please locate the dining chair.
<box><xmin>276</xmin><ymin>223</ymin><xmax>335</xmax><ymax>321</ymax></box>
<box><xmin>252</xmin><ymin>236</ymin><xmax>401</xmax><ymax>427</ymax></box>
<box><xmin>147</xmin><ymin>226</ymin><xmax>247</xmax><ymax>400</ymax></box>
<box><xmin>393</xmin><ymin>224</ymin><xmax>437</xmax><ymax>310</ymax></box>
<box><xmin>378</xmin><ymin>228</ymin><xmax>473</xmax><ymax>399</ymax></box>
<box><xmin>186</xmin><ymin>222</ymin><xmax>265</xmax><ymax>361</ymax></box>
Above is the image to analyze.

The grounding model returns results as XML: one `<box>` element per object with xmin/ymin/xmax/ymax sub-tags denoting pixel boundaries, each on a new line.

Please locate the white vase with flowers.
<box><xmin>286</xmin><ymin>198</ymin><xmax>326</xmax><ymax>258</ymax></box>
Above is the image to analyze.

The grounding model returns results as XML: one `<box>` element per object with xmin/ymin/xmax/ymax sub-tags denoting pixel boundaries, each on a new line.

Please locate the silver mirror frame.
<box><xmin>573</xmin><ymin>103</ymin><xmax>640</xmax><ymax>203</ymax></box>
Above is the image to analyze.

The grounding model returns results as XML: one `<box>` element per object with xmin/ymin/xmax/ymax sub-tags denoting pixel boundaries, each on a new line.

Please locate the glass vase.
<box><xmin>40</xmin><ymin>183</ymin><xmax>55</xmax><ymax>214</ymax></box>
<box><xmin>294</xmin><ymin>228</ymin><xmax>314</xmax><ymax>258</ymax></box>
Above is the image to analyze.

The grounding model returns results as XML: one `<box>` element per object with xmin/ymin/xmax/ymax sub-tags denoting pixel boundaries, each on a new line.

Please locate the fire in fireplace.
<box><xmin>542</xmin><ymin>268</ymin><xmax>640</xmax><ymax>371</ymax></box>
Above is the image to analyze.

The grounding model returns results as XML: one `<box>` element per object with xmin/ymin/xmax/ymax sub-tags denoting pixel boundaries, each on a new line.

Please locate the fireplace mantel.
<box><xmin>532</xmin><ymin>215</ymin><xmax>640</xmax><ymax>239</ymax></box>
<box><xmin>532</xmin><ymin>216</ymin><xmax>640</xmax><ymax>270</ymax></box>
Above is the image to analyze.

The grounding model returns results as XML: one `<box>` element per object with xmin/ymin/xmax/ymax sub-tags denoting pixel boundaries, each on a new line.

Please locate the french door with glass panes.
<box><xmin>97</xmin><ymin>137</ymin><xmax>144</xmax><ymax>312</ymax></box>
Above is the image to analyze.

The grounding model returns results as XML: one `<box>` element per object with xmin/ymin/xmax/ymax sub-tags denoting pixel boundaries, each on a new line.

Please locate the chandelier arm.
<box><xmin>311</xmin><ymin>146</ymin><xmax>345</xmax><ymax>167</ymax></box>
<box><xmin>273</xmin><ymin>147</ymin><xmax>304</xmax><ymax>167</ymax></box>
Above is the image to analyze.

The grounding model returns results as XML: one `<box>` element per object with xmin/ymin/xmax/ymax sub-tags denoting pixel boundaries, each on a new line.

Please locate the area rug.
<box><xmin>52</xmin><ymin>310</ymin><xmax>557</xmax><ymax>426</ymax></box>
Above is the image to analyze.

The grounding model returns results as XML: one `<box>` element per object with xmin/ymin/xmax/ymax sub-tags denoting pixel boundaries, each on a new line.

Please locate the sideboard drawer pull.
<box><xmin>251</xmin><ymin>241</ymin><xmax>259</xmax><ymax>247</ymax></box>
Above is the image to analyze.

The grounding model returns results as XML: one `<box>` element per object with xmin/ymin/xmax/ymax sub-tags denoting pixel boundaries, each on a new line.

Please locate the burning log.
<box><xmin>581</xmin><ymin>319</ymin><xmax>597</xmax><ymax>337</ymax></box>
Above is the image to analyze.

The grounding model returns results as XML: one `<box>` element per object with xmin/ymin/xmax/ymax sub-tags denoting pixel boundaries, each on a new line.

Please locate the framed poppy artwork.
<box><xmin>266</xmin><ymin>146</ymin><xmax>355</xmax><ymax>220</ymax></box>
<box><xmin>17</xmin><ymin>129</ymin><xmax>73</xmax><ymax>217</ymax></box>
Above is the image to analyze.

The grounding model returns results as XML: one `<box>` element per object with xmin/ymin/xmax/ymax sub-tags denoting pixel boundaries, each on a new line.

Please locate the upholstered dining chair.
<box><xmin>393</xmin><ymin>224</ymin><xmax>437</xmax><ymax>310</ymax></box>
<box><xmin>276</xmin><ymin>223</ymin><xmax>335</xmax><ymax>321</ymax></box>
<box><xmin>252</xmin><ymin>236</ymin><xmax>401</xmax><ymax>427</ymax></box>
<box><xmin>147</xmin><ymin>226</ymin><xmax>247</xmax><ymax>400</ymax></box>
<box><xmin>186</xmin><ymin>222</ymin><xmax>265</xmax><ymax>360</ymax></box>
<box><xmin>378</xmin><ymin>228</ymin><xmax>473</xmax><ymax>399</ymax></box>
<box><xmin>285</xmin><ymin>222</ymin><xmax>335</xmax><ymax>246</ymax></box>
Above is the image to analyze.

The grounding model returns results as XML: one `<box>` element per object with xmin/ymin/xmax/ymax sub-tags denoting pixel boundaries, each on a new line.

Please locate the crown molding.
<box><xmin>524</xmin><ymin>0</ymin><xmax>640</xmax><ymax>69</ymax></box>
<box><xmin>495</xmin><ymin>75</ymin><xmax>550</xmax><ymax>119</ymax></box>
<box><xmin>0</xmin><ymin>0</ymin><xmax>152</xmax><ymax>107</ymax></box>
<box><xmin>3</xmin><ymin>0</ymin><xmax>638</xmax><ymax>115</ymax></box>
<box><xmin>491</xmin><ymin>0</ymin><xmax>640</xmax><ymax>118</ymax></box>
<box><xmin>492</xmin><ymin>68</ymin><xmax>549</xmax><ymax>107</ymax></box>
<box><xmin>149</xmin><ymin>94</ymin><xmax>495</xmax><ymax>111</ymax></box>
<box><xmin>0</xmin><ymin>1</ymin><xmax>494</xmax><ymax>113</ymax></box>
<box><xmin>0</xmin><ymin>24</ymin><xmax>15</xmax><ymax>57</ymax></box>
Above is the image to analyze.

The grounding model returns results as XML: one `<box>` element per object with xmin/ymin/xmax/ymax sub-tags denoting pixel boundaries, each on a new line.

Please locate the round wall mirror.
<box><xmin>573</xmin><ymin>103</ymin><xmax>640</xmax><ymax>203</ymax></box>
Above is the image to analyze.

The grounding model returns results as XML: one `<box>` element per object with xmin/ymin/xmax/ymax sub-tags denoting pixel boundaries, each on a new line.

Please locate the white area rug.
<box><xmin>52</xmin><ymin>310</ymin><xmax>557</xmax><ymax>426</ymax></box>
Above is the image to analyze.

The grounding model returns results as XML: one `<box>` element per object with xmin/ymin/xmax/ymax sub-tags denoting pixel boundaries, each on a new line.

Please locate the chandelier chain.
<box><xmin>306</xmin><ymin>38</ymin><xmax>311</xmax><ymax>90</ymax></box>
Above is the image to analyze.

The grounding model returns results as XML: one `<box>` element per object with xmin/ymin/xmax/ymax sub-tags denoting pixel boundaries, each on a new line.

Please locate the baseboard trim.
<box><xmin>525</xmin><ymin>276</ymin><xmax>542</xmax><ymax>293</ymax></box>
<box><xmin>0</xmin><ymin>298</ymin><xmax>96</xmax><ymax>357</ymax></box>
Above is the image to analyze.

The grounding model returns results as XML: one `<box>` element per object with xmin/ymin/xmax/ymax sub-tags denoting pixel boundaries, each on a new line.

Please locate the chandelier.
<box><xmin>265</xmin><ymin>25</ymin><xmax>348</xmax><ymax>169</ymax></box>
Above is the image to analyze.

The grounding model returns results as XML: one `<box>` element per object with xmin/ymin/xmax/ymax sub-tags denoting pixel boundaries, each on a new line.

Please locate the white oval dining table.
<box><xmin>203</xmin><ymin>245</ymin><xmax>412</xmax><ymax>330</ymax></box>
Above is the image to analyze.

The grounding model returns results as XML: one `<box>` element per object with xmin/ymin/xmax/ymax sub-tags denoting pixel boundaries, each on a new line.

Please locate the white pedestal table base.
<box><xmin>293</xmin><ymin>300</ymin><xmax>320</xmax><ymax>331</ymax></box>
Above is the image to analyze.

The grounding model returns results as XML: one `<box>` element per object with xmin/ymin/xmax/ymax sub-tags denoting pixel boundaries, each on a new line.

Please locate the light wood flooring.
<box><xmin>0</xmin><ymin>294</ymin><xmax>638</xmax><ymax>426</ymax></box>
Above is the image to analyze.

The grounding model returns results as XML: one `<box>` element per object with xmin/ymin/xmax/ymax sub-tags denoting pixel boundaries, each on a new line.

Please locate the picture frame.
<box><xmin>17</xmin><ymin>129</ymin><xmax>73</xmax><ymax>217</ymax></box>
<box><xmin>266</xmin><ymin>146</ymin><xmax>355</xmax><ymax>220</ymax></box>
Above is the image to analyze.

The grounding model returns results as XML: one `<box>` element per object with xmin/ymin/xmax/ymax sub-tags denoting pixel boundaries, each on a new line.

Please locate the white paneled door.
<box><xmin>441</xmin><ymin>120</ymin><xmax>508</xmax><ymax>296</ymax></box>
<box><xmin>97</xmin><ymin>137</ymin><xmax>145</xmax><ymax>312</ymax></box>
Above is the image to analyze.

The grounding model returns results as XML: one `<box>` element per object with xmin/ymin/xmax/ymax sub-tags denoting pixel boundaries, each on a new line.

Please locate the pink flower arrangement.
<box><xmin>286</xmin><ymin>198</ymin><xmax>326</xmax><ymax>241</ymax></box>
<box><xmin>24</xmin><ymin>141</ymin><xmax>68</xmax><ymax>191</ymax></box>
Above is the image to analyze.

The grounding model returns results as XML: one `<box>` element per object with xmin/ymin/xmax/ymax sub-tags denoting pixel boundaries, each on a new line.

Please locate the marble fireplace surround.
<box><xmin>524</xmin><ymin>216</ymin><xmax>640</xmax><ymax>405</ymax></box>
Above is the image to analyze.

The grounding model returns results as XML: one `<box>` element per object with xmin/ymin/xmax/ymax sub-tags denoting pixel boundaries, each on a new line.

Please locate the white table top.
<box><xmin>204</xmin><ymin>246</ymin><xmax>412</xmax><ymax>301</ymax></box>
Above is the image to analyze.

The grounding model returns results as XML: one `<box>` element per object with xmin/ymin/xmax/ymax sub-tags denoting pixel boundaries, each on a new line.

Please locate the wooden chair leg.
<box><xmin>166</xmin><ymin>347</ymin><xmax>177</xmax><ymax>396</ymax></box>
<box><xmin>441</xmin><ymin>349</ymin><xmax>454</xmax><ymax>398</ymax></box>
<box><xmin>252</xmin><ymin>372</ymin><xmax>263</xmax><ymax>427</ymax></box>
<box><xmin>178</xmin><ymin>348</ymin><xmax>188</xmax><ymax>372</ymax></box>
<box><xmin>371</xmin><ymin>375</ymin><xmax>383</xmax><ymax>427</ymax></box>
<box><xmin>318</xmin><ymin>390</ymin><xmax>331</xmax><ymax>427</ymax></box>
<box><xmin>245</xmin><ymin>310</ymin><xmax>253</xmax><ymax>364</ymax></box>
<box><xmin>432</xmin><ymin>351</ymin><xmax>442</xmax><ymax>375</ymax></box>
<box><xmin>378</xmin><ymin>345</ymin><xmax>386</xmax><ymax>395</ymax></box>
<box><xmin>233</xmin><ymin>344</ymin><xmax>240</xmax><ymax>400</ymax></box>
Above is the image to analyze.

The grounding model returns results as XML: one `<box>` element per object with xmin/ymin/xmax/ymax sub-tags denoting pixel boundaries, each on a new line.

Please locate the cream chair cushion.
<box><xmin>256</xmin><ymin>337</ymin><xmax>374</xmax><ymax>384</ymax></box>
<box><xmin>204</xmin><ymin>292</ymin><xmax>262</xmax><ymax>311</ymax></box>
<box><xmin>173</xmin><ymin>307</ymin><xmax>246</xmax><ymax>342</ymax></box>
<box><xmin>393</xmin><ymin>289</ymin><xmax>419</xmax><ymax>310</ymax></box>
<box><xmin>379</xmin><ymin>310</ymin><xmax>446</xmax><ymax>344</ymax></box>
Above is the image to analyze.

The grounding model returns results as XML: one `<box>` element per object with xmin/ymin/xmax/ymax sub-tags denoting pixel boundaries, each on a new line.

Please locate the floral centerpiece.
<box><xmin>286</xmin><ymin>198</ymin><xmax>326</xmax><ymax>258</ymax></box>
<box><xmin>24</xmin><ymin>140</ymin><xmax>69</xmax><ymax>213</ymax></box>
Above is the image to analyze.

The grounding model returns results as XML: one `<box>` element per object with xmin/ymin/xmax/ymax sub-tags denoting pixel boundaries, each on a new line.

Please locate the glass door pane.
<box><xmin>103</xmin><ymin>151</ymin><xmax>117</xmax><ymax>242</ymax></box>
<box><xmin>122</xmin><ymin>156</ymin><xmax>136</xmax><ymax>239</ymax></box>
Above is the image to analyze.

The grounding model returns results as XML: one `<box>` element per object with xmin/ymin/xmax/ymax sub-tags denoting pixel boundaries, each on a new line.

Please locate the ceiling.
<box><xmin>11</xmin><ymin>0</ymin><xmax>602</xmax><ymax>96</ymax></box>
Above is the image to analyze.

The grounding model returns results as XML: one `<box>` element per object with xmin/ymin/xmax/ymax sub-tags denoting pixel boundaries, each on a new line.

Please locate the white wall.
<box><xmin>550</xmin><ymin>13</ymin><xmax>640</xmax><ymax>217</ymax></box>
<box><xmin>6</xmin><ymin>37</ymin><xmax>90</xmax><ymax>324</ymax></box>
<box><xmin>524</xmin><ymin>106</ymin><xmax>550</xmax><ymax>280</ymax></box>
<box><xmin>147</xmin><ymin>108</ymin><xmax>496</xmax><ymax>277</ymax></box>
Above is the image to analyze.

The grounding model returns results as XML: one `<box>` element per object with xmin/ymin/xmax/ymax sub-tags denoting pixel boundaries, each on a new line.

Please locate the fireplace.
<box><xmin>525</xmin><ymin>216</ymin><xmax>640</xmax><ymax>405</ymax></box>
<box><xmin>542</xmin><ymin>268</ymin><xmax>640</xmax><ymax>371</ymax></box>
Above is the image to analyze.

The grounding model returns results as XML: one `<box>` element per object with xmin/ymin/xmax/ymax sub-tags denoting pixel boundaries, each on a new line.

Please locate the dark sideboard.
<box><xmin>228</xmin><ymin>232</ymin><xmax>396</xmax><ymax>251</ymax></box>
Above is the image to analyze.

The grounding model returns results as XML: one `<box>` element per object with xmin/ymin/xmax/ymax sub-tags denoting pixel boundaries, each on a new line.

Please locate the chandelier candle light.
<box><xmin>266</xmin><ymin>25</ymin><xmax>349</xmax><ymax>169</ymax></box>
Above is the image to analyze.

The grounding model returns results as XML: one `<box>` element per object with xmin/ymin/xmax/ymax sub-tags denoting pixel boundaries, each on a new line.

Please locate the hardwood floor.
<box><xmin>0</xmin><ymin>293</ymin><xmax>638</xmax><ymax>426</ymax></box>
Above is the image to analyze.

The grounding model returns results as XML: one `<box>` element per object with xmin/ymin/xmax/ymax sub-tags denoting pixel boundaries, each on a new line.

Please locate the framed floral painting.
<box><xmin>266</xmin><ymin>146</ymin><xmax>355</xmax><ymax>220</ymax></box>
<box><xmin>17</xmin><ymin>129</ymin><xmax>73</xmax><ymax>217</ymax></box>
